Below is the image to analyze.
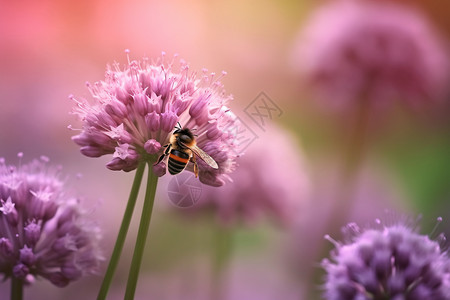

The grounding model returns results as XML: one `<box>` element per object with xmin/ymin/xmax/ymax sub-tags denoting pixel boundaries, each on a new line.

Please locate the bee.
<box><xmin>156</xmin><ymin>123</ymin><xmax>219</xmax><ymax>177</ymax></box>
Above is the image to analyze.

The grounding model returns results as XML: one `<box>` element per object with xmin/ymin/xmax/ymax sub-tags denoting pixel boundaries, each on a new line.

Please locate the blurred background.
<box><xmin>0</xmin><ymin>0</ymin><xmax>449</xmax><ymax>299</ymax></box>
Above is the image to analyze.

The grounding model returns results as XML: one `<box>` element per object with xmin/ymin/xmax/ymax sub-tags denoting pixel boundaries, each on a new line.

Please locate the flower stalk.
<box><xmin>211</xmin><ymin>225</ymin><xmax>234</xmax><ymax>300</ymax></box>
<box><xmin>333</xmin><ymin>95</ymin><xmax>372</xmax><ymax>230</ymax></box>
<box><xmin>124</xmin><ymin>162</ymin><xmax>159</xmax><ymax>299</ymax></box>
<box><xmin>308</xmin><ymin>96</ymin><xmax>373</xmax><ymax>300</ymax></box>
<box><xmin>97</xmin><ymin>162</ymin><xmax>146</xmax><ymax>300</ymax></box>
<box><xmin>11</xmin><ymin>277</ymin><xmax>23</xmax><ymax>300</ymax></box>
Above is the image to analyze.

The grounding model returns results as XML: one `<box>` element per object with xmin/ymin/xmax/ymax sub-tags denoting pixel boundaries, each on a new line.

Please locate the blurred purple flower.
<box><xmin>289</xmin><ymin>161</ymin><xmax>408</xmax><ymax>298</ymax></box>
<box><xmin>294</xmin><ymin>1</ymin><xmax>449</xmax><ymax>111</ymax></box>
<box><xmin>322</xmin><ymin>218</ymin><xmax>450</xmax><ymax>300</ymax></box>
<box><xmin>71</xmin><ymin>52</ymin><xmax>241</xmax><ymax>186</ymax></box>
<box><xmin>182</xmin><ymin>125</ymin><xmax>310</xmax><ymax>226</ymax></box>
<box><xmin>0</xmin><ymin>157</ymin><xmax>102</xmax><ymax>287</ymax></box>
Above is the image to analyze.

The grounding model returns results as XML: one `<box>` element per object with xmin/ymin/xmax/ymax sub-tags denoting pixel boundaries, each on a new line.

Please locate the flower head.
<box><xmin>322</xmin><ymin>217</ymin><xmax>450</xmax><ymax>300</ymax></box>
<box><xmin>295</xmin><ymin>1</ymin><xmax>449</xmax><ymax>111</ymax></box>
<box><xmin>0</xmin><ymin>156</ymin><xmax>102</xmax><ymax>287</ymax></box>
<box><xmin>71</xmin><ymin>51</ymin><xmax>240</xmax><ymax>186</ymax></box>
<box><xmin>180</xmin><ymin>125</ymin><xmax>310</xmax><ymax>226</ymax></box>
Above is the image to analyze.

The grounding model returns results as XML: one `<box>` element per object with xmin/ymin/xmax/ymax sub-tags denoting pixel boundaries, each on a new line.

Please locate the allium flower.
<box><xmin>71</xmin><ymin>51</ymin><xmax>240</xmax><ymax>186</ymax></box>
<box><xmin>0</xmin><ymin>157</ymin><xmax>102</xmax><ymax>287</ymax></box>
<box><xmin>181</xmin><ymin>125</ymin><xmax>310</xmax><ymax>226</ymax></box>
<box><xmin>322</xmin><ymin>218</ymin><xmax>450</xmax><ymax>300</ymax></box>
<box><xmin>295</xmin><ymin>1</ymin><xmax>449</xmax><ymax>111</ymax></box>
<box><xmin>290</xmin><ymin>163</ymin><xmax>407</xmax><ymax>282</ymax></box>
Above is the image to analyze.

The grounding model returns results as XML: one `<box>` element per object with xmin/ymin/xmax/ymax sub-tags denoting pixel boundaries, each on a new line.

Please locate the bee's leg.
<box><xmin>156</xmin><ymin>145</ymin><xmax>171</xmax><ymax>165</ymax></box>
<box><xmin>191</xmin><ymin>155</ymin><xmax>198</xmax><ymax>178</ymax></box>
<box><xmin>156</xmin><ymin>154</ymin><xmax>166</xmax><ymax>165</ymax></box>
<box><xmin>164</xmin><ymin>144</ymin><xmax>171</xmax><ymax>154</ymax></box>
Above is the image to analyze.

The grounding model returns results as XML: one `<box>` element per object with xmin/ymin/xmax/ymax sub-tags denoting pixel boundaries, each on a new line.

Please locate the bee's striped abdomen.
<box><xmin>168</xmin><ymin>150</ymin><xmax>190</xmax><ymax>175</ymax></box>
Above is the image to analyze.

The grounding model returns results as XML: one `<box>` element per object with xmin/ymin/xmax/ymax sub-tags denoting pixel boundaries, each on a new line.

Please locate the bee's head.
<box><xmin>175</xmin><ymin>128</ymin><xmax>195</xmax><ymax>145</ymax></box>
<box><xmin>179</xmin><ymin>134</ymin><xmax>192</xmax><ymax>144</ymax></box>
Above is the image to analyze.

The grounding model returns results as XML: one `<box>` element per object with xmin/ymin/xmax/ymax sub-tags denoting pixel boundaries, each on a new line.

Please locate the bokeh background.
<box><xmin>0</xmin><ymin>0</ymin><xmax>449</xmax><ymax>299</ymax></box>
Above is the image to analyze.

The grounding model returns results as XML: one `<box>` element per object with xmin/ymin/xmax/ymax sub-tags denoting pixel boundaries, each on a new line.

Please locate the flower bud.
<box><xmin>24</xmin><ymin>221</ymin><xmax>41</xmax><ymax>246</ymax></box>
<box><xmin>13</xmin><ymin>263</ymin><xmax>29</xmax><ymax>279</ymax></box>
<box><xmin>145</xmin><ymin>112</ymin><xmax>160</xmax><ymax>132</ymax></box>
<box><xmin>144</xmin><ymin>139</ymin><xmax>161</xmax><ymax>155</ymax></box>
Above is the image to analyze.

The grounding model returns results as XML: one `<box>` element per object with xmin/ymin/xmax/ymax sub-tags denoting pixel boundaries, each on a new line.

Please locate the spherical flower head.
<box><xmin>0</xmin><ymin>157</ymin><xmax>102</xmax><ymax>287</ymax></box>
<box><xmin>294</xmin><ymin>1</ymin><xmax>449</xmax><ymax>112</ymax></box>
<box><xmin>182</xmin><ymin>125</ymin><xmax>310</xmax><ymax>226</ymax></box>
<box><xmin>71</xmin><ymin>52</ymin><xmax>241</xmax><ymax>186</ymax></box>
<box><xmin>322</xmin><ymin>218</ymin><xmax>450</xmax><ymax>300</ymax></box>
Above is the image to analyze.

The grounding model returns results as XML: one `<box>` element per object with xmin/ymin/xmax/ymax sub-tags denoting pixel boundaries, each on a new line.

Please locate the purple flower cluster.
<box><xmin>71</xmin><ymin>52</ymin><xmax>241</xmax><ymax>186</ymax></box>
<box><xmin>322</xmin><ymin>219</ymin><xmax>450</xmax><ymax>300</ymax></box>
<box><xmin>0</xmin><ymin>157</ymin><xmax>102</xmax><ymax>287</ymax></box>
<box><xmin>295</xmin><ymin>1</ymin><xmax>449</xmax><ymax>111</ymax></box>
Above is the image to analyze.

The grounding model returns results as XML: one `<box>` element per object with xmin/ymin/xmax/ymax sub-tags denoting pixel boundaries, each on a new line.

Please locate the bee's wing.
<box><xmin>186</xmin><ymin>144</ymin><xmax>219</xmax><ymax>169</ymax></box>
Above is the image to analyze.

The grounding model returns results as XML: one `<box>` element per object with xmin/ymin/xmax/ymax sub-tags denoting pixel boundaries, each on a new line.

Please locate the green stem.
<box><xmin>211</xmin><ymin>225</ymin><xmax>233</xmax><ymax>300</ymax></box>
<box><xmin>97</xmin><ymin>162</ymin><xmax>146</xmax><ymax>300</ymax></box>
<box><xmin>308</xmin><ymin>97</ymin><xmax>372</xmax><ymax>300</ymax></box>
<box><xmin>11</xmin><ymin>277</ymin><xmax>23</xmax><ymax>300</ymax></box>
<box><xmin>342</xmin><ymin>96</ymin><xmax>372</xmax><ymax>179</ymax></box>
<box><xmin>124</xmin><ymin>163</ymin><xmax>159</xmax><ymax>300</ymax></box>
<box><xmin>330</xmin><ymin>96</ymin><xmax>372</xmax><ymax>234</ymax></box>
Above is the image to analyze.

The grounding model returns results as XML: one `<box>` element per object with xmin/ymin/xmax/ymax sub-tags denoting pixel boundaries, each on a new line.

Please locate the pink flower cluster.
<box><xmin>71</xmin><ymin>52</ymin><xmax>241</xmax><ymax>186</ymax></box>
<box><xmin>295</xmin><ymin>1</ymin><xmax>449</xmax><ymax>111</ymax></box>
<box><xmin>182</xmin><ymin>125</ymin><xmax>310</xmax><ymax>226</ymax></box>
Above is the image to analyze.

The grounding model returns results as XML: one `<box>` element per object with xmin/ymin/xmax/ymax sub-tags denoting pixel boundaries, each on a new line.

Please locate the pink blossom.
<box><xmin>181</xmin><ymin>125</ymin><xmax>310</xmax><ymax>226</ymax></box>
<box><xmin>294</xmin><ymin>1</ymin><xmax>449</xmax><ymax>111</ymax></box>
<box><xmin>71</xmin><ymin>52</ymin><xmax>241</xmax><ymax>186</ymax></box>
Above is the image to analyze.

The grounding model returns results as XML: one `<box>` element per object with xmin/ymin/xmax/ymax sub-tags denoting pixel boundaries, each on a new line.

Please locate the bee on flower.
<box><xmin>71</xmin><ymin>51</ymin><xmax>241</xmax><ymax>187</ymax></box>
